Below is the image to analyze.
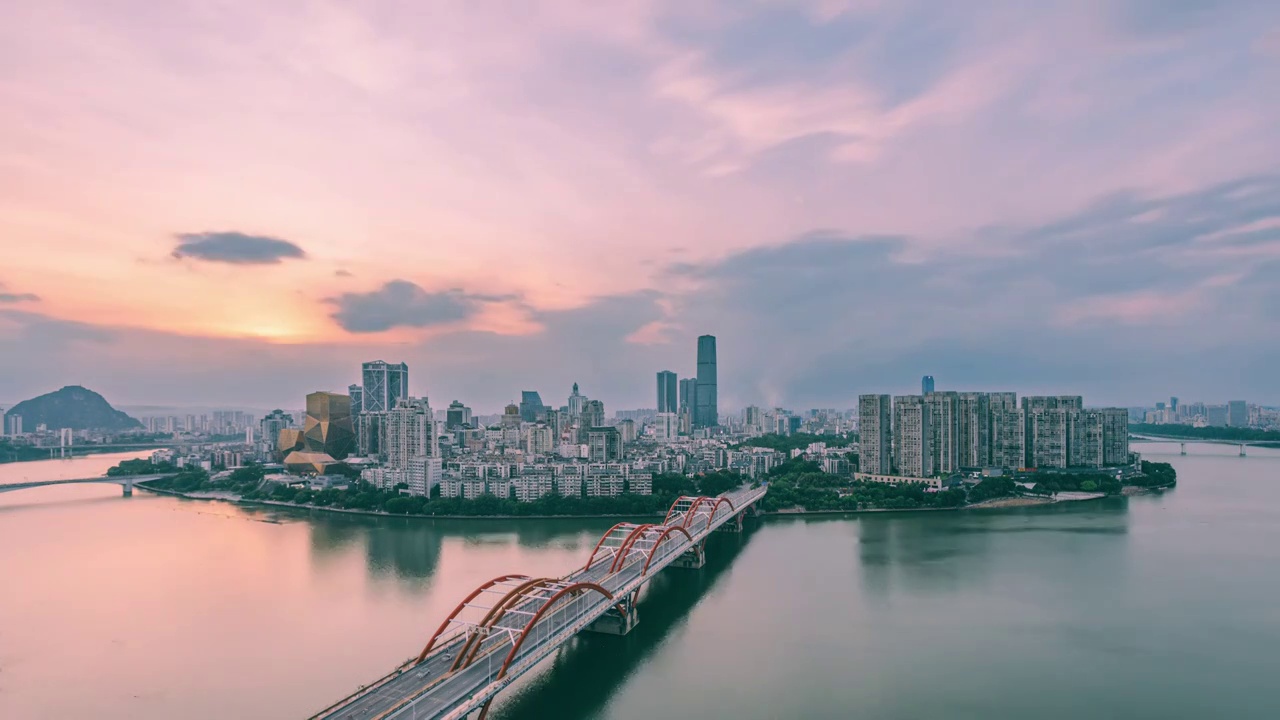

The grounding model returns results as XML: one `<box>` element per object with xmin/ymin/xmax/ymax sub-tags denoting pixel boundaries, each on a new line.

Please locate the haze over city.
<box><xmin>3</xmin><ymin>0</ymin><xmax>1279</xmax><ymax>410</ymax></box>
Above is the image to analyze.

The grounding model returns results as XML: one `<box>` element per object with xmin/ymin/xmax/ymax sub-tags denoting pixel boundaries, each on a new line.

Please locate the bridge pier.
<box><xmin>122</xmin><ymin>477</ymin><xmax>133</xmax><ymax>497</ymax></box>
<box><xmin>671</xmin><ymin>544</ymin><xmax>705</xmax><ymax>570</ymax></box>
<box><xmin>1180</xmin><ymin>442</ymin><xmax>1186</xmax><ymax>456</ymax></box>
<box><xmin>586</xmin><ymin>598</ymin><xmax>639</xmax><ymax>636</ymax></box>
<box><xmin>717</xmin><ymin>511</ymin><xmax>746</xmax><ymax>534</ymax></box>
<box><xmin>1240</xmin><ymin>444</ymin><xmax>1247</xmax><ymax>457</ymax></box>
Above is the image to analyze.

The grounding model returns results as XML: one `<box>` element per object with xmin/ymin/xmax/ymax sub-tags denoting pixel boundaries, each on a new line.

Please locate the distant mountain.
<box><xmin>4</xmin><ymin>386</ymin><xmax>142</xmax><ymax>431</ymax></box>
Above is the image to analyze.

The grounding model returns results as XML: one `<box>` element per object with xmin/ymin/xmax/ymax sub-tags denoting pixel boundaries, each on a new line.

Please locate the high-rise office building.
<box><xmin>581</xmin><ymin>399</ymin><xmax>605</xmax><ymax>433</ymax></box>
<box><xmin>446</xmin><ymin>400</ymin><xmax>472</xmax><ymax>429</ymax></box>
<box><xmin>5</xmin><ymin>413</ymin><xmax>22</xmax><ymax>436</ymax></box>
<box><xmin>1206</xmin><ymin>404</ymin><xmax>1229</xmax><ymax>427</ymax></box>
<box><xmin>1169</xmin><ymin>396</ymin><xmax>1179</xmax><ymax>413</ymax></box>
<box><xmin>893</xmin><ymin>395</ymin><xmax>932</xmax><ymax>477</ymax></box>
<box><xmin>360</xmin><ymin>361</ymin><xmax>408</xmax><ymax>413</ymax></box>
<box><xmin>1228</xmin><ymin>400</ymin><xmax>1248</xmax><ymax>427</ymax></box>
<box><xmin>859</xmin><ymin>394</ymin><xmax>892</xmax><ymax>474</ymax></box>
<box><xmin>654</xmin><ymin>412</ymin><xmax>679</xmax><ymax>443</ymax></box>
<box><xmin>744</xmin><ymin>405</ymin><xmax>763</xmax><ymax>433</ymax></box>
<box><xmin>695</xmin><ymin>335</ymin><xmax>718</xmax><ymax>428</ymax></box>
<box><xmin>567</xmin><ymin>383</ymin><xmax>585</xmax><ymax>418</ymax></box>
<box><xmin>348</xmin><ymin>384</ymin><xmax>364</xmax><ymax>415</ymax></box>
<box><xmin>922</xmin><ymin>375</ymin><xmax>935</xmax><ymax>394</ymax></box>
<box><xmin>925</xmin><ymin>391</ymin><xmax>959</xmax><ymax>475</ymax></box>
<box><xmin>519</xmin><ymin>391</ymin><xmax>546</xmax><ymax>423</ymax></box>
<box><xmin>656</xmin><ymin>371</ymin><xmax>678</xmax><ymax>414</ymax></box>
<box><xmin>679</xmin><ymin>378</ymin><xmax>697</xmax><ymax>413</ymax></box>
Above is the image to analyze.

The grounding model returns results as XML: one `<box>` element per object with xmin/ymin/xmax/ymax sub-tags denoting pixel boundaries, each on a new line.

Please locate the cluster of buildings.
<box><xmin>652</xmin><ymin>335</ymin><xmax>719</xmax><ymax>439</ymax></box>
<box><xmin>859</xmin><ymin>379</ymin><xmax>1131</xmax><ymax>482</ymax></box>
<box><xmin>1141</xmin><ymin>397</ymin><xmax>1275</xmax><ymax>429</ymax></box>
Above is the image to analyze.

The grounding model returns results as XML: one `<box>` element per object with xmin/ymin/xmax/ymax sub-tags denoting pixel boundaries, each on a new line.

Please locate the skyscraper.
<box><xmin>922</xmin><ymin>375</ymin><xmax>935</xmax><ymax>394</ymax></box>
<box><xmin>656</xmin><ymin>371</ymin><xmax>678</xmax><ymax>414</ymax></box>
<box><xmin>1021</xmin><ymin>396</ymin><xmax>1080</xmax><ymax>469</ymax></box>
<box><xmin>348</xmin><ymin>384</ymin><xmax>363</xmax><ymax>415</ymax></box>
<box><xmin>360</xmin><ymin>361</ymin><xmax>408</xmax><ymax>413</ymax></box>
<box><xmin>567</xmin><ymin>383</ymin><xmax>585</xmax><ymax>418</ymax></box>
<box><xmin>695</xmin><ymin>335</ymin><xmax>718</xmax><ymax>428</ymax></box>
<box><xmin>859</xmin><ymin>394</ymin><xmax>891</xmax><ymax>474</ymax></box>
<box><xmin>678</xmin><ymin>378</ymin><xmax>697</xmax><ymax>413</ymax></box>
<box><xmin>519</xmin><ymin>391</ymin><xmax>546</xmax><ymax>423</ymax></box>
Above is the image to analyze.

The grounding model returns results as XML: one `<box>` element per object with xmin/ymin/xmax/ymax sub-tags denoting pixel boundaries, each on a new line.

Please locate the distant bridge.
<box><xmin>0</xmin><ymin>474</ymin><xmax>173</xmax><ymax>496</ymax></box>
<box><xmin>1130</xmin><ymin>433</ymin><xmax>1267</xmax><ymax>456</ymax></box>
<box><xmin>311</xmin><ymin>484</ymin><xmax>769</xmax><ymax>720</ymax></box>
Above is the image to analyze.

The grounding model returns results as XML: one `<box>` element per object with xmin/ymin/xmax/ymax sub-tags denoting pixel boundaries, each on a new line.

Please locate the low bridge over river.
<box><xmin>1130</xmin><ymin>433</ymin><xmax>1270</xmax><ymax>456</ymax></box>
<box><xmin>0</xmin><ymin>474</ymin><xmax>173</xmax><ymax>496</ymax></box>
<box><xmin>312</xmin><ymin>484</ymin><xmax>768</xmax><ymax>720</ymax></box>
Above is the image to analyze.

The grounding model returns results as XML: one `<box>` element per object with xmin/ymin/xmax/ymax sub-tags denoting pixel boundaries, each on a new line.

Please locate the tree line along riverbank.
<box><xmin>110</xmin><ymin>457</ymin><xmax>1177</xmax><ymax>520</ymax></box>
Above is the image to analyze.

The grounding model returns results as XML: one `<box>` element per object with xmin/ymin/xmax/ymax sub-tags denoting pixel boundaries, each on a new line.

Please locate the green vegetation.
<box><xmin>760</xmin><ymin>459</ymin><xmax>966</xmax><ymax>512</ymax></box>
<box><xmin>1131</xmin><ymin>423</ymin><xmax>1280</xmax><ymax>444</ymax></box>
<box><xmin>733</xmin><ymin>432</ymin><xmax>854</xmax><ymax>455</ymax></box>
<box><xmin>106</xmin><ymin>458</ymin><xmax>177</xmax><ymax>476</ymax></box>
<box><xmin>0</xmin><ymin>439</ymin><xmax>53</xmax><ymax>463</ymax></box>
<box><xmin>123</xmin><ymin>458</ymin><xmax>1179</xmax><ymax>517</ymax></box>
<box><xmin>132</xmin><ymin>460</ymin><xmax>743</xmax><ymax>517</ymax></box>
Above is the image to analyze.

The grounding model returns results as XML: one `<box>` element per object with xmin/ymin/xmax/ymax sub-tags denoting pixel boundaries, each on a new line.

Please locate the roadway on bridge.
<box><xmin>314</xmin><ymin>485</ymin><xmax>767</xmax><ymax>720</ymax></box>
<box><xmin>0</xmin><ymin>474</ymin><xmax>171</xmax><ymax>493</ymax></box>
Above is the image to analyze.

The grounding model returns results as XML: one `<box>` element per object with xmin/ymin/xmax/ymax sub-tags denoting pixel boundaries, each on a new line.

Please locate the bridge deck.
<box><xmin>314</xmin><ymin>484</ymin><xmax>767</xmax><ymax>720</ymax></box>
<box><xmin>0</xmin><ymin>474</ymin><xmax>170</xmax><ymax>493</ymax></box>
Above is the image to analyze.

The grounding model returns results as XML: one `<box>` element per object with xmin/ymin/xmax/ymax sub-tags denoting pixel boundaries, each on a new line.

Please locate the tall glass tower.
<box><xmin>695</xmin><ymin>335</ymin><xmax>717</xmax><ymax>428</ymax></box>
<box><xmin>922</xmin><ymin>375</ymin><xmax>935</xmax><ymax>395</ymax></box>
<box><xmin>656</xmin><ymin>371</ymin><xmax>678</xmax><ymax>413</ymax></box>
<box><xmin>361</xmin><ymin>361</ymin><xmax>409</xmax><ymax>413</ymax></box>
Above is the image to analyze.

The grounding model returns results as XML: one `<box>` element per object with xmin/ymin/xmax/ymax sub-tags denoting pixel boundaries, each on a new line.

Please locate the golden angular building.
<box><xmin>284</xmin><ymin>391</ymin><xmax>356</xmax><ymax>474</ymax></box>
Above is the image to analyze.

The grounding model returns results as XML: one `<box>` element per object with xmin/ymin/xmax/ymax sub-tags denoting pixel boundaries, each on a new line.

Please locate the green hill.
<box><xmin>4</xmin><ymin>385</ymin><xmax>142</xmax><ymax>431</ymax></box>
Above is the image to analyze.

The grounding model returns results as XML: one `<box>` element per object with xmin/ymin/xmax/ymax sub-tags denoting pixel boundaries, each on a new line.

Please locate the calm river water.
<box><xmin>2</xmin><ymin>444</ymin><xmax>1278</xmax><ymax>719</ymax></box>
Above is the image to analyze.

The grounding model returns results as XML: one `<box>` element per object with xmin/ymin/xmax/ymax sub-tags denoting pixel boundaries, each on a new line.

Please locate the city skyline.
<box><xmin>2</xmin><ymin>2</ymin><xmax>1279</xmax><ymax>410</ymax></box>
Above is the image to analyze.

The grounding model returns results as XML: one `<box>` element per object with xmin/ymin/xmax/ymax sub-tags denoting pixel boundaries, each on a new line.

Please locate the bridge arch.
<box><xmin>663</xmin><ymin>496</ymin><xmax>700</xmax><ymax>526</ymax></box>
<box><xmin>417</xmin><ymin>574</ymin><xmax>530</xmax><ymax>663</ymax></box>
<box><xmin>608</xmin><ymin>524</ymin><xmax>656</xmax><ymax>573</ymax></box>
<box><xmin>453</xmin><ymin>576</ymin><xmax>558</xmax><ymax>670</ymax></box>
<box><xmin>585</xmin><ymin>523</ymin><xmax>643</xmax><ymax>570</ymax></box>
<box><xmin>641</xmin><ymin>526</ymin><xmax>694</xmax><ymax>575</ymax></box>
<box><xmin>495</xmin><ymin>582</ymin><xmax>614</xmax><ymax>679</ymax></box>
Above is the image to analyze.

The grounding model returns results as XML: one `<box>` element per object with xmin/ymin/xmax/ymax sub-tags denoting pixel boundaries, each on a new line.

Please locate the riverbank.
<box><xmin>136</xmin><ymin>481</ymin><xmax>1113</xmax><ymax>521</ymax></box>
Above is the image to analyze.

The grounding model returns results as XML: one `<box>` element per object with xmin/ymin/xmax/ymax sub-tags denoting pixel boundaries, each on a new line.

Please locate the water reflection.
<box><xmin>491</xmin><ymin>527</ymin><xmax>758</xmax><ymax>720</ymax></box>
<box><xmin>853</xmin><ymin>501</ymin><xmax>1132</xmax><ymax>598</ymax></box>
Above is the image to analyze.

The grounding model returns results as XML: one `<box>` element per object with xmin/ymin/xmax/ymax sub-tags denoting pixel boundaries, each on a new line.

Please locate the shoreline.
<box><xmin>135</xmin><ymin>482</ymin><xmax>1120</xmax><ymax>521</ymax></box>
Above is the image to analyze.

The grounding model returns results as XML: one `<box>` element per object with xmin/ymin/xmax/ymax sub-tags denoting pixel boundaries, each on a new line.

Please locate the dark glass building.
<box><xmin>656</xmin><ymin>371</ymin><xmax>678</xmax><ymax>413</ymax></box>
<box><xmin>695</xmin><ymin>335</ymin><xmax>718</xmax><ymax>428</ymax></box>
<box><xmin>922</xmin><ymin>375</ymin><xmax>935</xmax><ymax>395</ymax></box>
<box><xmin>519</xmin><ymin>391</ymin><xmax>545</xmax><ymax>422</ymax></box>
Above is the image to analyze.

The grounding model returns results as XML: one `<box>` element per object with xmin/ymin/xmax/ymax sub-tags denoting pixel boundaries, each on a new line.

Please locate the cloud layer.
<box><xmin>0</xmin><ymin>1</ymin><xmax>1278</xmax><ymax>409</ymax></box>
<box><xmin>171</xmin><ymin>232</ymin><xmax>308</xmax><ymax>265</ymax></box>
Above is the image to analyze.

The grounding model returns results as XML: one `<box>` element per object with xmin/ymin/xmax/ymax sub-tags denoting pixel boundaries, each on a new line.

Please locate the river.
<box><xmin>1</xmin><ymin>444</ymin><xmax>1277</xmax><ymax>719</ymax></box>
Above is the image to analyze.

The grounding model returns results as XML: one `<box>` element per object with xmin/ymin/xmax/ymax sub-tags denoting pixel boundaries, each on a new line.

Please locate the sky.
<box><xmin>2</xmin><ymin>0</ymin><xmax>1279</xmax><ymax>413</ymax></box>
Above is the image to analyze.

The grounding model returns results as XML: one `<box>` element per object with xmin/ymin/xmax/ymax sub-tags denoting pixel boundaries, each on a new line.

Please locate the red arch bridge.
<box><xmin>311</xmin><ymin>484</ymin><xmax>768</xmax><ymax>720</ymax></box>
